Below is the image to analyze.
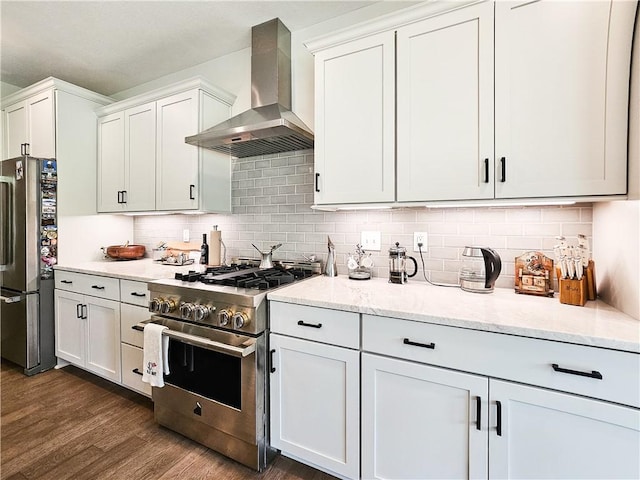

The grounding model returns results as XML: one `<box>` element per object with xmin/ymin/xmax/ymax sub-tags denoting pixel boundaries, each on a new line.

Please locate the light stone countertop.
<box><xmin>55</xmin><ymin>258</ymin><xmax>205</xmax><ymax>282</ymax></box>
<box><xmin>267</xmin><ymin>275</ymin><xmax>640</xmax><ymax>353</ymax></box>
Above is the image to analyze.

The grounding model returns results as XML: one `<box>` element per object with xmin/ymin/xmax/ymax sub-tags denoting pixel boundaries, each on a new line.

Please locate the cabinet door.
<box><xmin>314</xmin><ymin>31</ymin><xmax>395</xmax><ymax>204</ymax></box>
<box><xmin>97</xmin><ymin>112</ymin><xmax>125</xmax><ymax>212</ymax></box>
<box><xmin>85</xmin><ymin>296</ymin><xmax>121</xmax><ymax>382</ymax></box>
<box><xmin>26</xmin><ymin>89</ymin><xmax>56</xmax><ymax>159</ymax></box>
<box><xmin>54</xmin><ymin>290</ymin><xmax>85</xmax><ymax>365</ymax></box>
<box><xmin>362</xmin><ymin>353</ymin><xmax>488</xmax><ymax>480</ymax></box>
<box><xmin>124</xmin><ymin>102</ymin><xmax>156</xmax><ymax>211</ymax></box>
<box><xmin>4</xmin><ymin>101</ymin><xmax>27</xmax><ymax>159</ymax></box>
<box><xmin>156</xmin><ymin>90</ymin><xmax>199</xmax><ymax>211</ymax></box>
<box><xmin>397</xmin><ymin>1</ymin><xmax>494</xmax><ymax>202</ymax></box>
<box><xmin>270</xmin><ymin>334</ymin><xmax>360</xmax><ymax>480</ymax></box>
<box><xmin>494</xmin><ymin>0</ymin><xmax>634</xmax><ymax>198</ymax></box>
<box><xmin>489</xmin><ymin>379</ymin><xmax>640</xmax><ymax>479</ymax></box>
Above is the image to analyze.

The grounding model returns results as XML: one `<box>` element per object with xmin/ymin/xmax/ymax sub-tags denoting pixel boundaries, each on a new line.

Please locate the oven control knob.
<box><xmin>149</xmin><ymin>297</ymin><xmax>163</xmax><ymax>313</ymax></box>
<box><xmin>218</xmin><ymin>309</ymin><xmax>232</xmax><ymax>326</ymax></box>
<box><xmin>160</xmin><ymin>299</ymin><xmax>176</xmax><ymax>314</ymax></box>
<box><xmin>232</xmin><ymin>312</ymin><xmax>249</xmax><ymax>329</ymax></box>
<box><xmin>180</xmin><ymin>302</ymin><xmax>195</xmax><ymax>320</ymax></box>
<box><xmin>194</xmin><ymin>305</ymin><xmax>214</xmax><ymax>322</ymax></box>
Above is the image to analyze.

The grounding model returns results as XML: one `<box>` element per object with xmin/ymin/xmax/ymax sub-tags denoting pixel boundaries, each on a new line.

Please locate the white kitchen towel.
<box><xmin>142</xmin><ymin>323</ymin><xmax>170</xmax><ymax>387</ymax></box>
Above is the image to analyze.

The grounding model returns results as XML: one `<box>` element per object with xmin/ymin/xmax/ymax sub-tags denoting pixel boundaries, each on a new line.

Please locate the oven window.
<box><xmin>165</xmin><ymin>340</ymin><xmax>242</xmax><ymax>409</ymax></box>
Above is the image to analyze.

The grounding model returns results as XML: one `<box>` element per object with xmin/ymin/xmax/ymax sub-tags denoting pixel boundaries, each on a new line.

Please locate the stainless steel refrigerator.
<box><xmin>1</xmin><ymin>156</ymin><xmax>57</xmax><ymax>375</ymax></box>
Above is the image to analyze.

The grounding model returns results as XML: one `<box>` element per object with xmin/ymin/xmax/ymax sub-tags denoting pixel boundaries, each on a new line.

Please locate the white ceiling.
<box><xmin>1</xmin><ymin>0</ymin><xmax>392</xmax><ymax>96</ymax></box>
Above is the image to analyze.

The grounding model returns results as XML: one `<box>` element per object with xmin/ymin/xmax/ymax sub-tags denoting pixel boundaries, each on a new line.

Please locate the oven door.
<box><xmin>134</xmin><ymin>317</ymin><xmax>265</xmax><ymax>446</ymax></box>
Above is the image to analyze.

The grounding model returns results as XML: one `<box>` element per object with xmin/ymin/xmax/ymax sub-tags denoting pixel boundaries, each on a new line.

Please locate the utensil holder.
<box><xmin>559</xmin><ymin>277</ymin><xmax>587</xmax><ymax>306</ymax></box>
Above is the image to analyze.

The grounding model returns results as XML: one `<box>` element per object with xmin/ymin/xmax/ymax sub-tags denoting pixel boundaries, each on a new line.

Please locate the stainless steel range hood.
<box><xmin>186</xmin><ymin>18</ymin><xmax>314</xmax><ymax>158</ymax></box>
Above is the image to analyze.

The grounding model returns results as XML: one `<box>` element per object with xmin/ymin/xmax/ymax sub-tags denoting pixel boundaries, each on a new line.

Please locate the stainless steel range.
<box><xmin>135</xmin><ymin>259</ymin><xmax>320</xmax><ymax>471</ymax></box>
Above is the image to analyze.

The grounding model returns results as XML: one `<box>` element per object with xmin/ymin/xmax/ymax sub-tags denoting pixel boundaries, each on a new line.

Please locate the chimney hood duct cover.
<box><xmin>185</xmin><ymin>18</ymin><xmax>314</xmax><ymax>158</ymax></box>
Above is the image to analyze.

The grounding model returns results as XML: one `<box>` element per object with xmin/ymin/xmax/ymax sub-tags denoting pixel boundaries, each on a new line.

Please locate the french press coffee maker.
<box><xmin>389</xmin><ymin>242</ymin><xmax>418</xmax><ymax>284</ymax></box>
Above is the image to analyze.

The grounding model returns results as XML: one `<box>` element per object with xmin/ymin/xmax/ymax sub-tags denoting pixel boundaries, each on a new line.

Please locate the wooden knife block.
<box><xmin>559</xmin><ymin>277</ymin><xmax>588</xmax><ymax>306</ymax></box>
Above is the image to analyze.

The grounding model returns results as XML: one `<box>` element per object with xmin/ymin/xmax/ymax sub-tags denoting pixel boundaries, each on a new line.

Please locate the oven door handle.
<box><xmin>133</xmin><ymin>321</ymin><xmax>256</xmax><ymax>358</ymax></box>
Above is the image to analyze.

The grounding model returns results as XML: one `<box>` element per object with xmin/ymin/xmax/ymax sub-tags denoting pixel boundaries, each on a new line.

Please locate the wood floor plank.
<box><xmin>1</xmin><ymin>360</ymin><xmax>337</xmax><ymax>480</ymax></box>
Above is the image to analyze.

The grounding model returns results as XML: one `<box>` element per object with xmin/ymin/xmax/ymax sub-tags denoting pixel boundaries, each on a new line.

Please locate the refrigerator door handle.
<box><xmin>0</xmin><ymin>176</ymin><xmax>13</xmax><ymax>270</ymax></box>
<box><xmin>1</xmin><ymin>294</ymin><xmax>23</xmax><ymax>304</ymax></box>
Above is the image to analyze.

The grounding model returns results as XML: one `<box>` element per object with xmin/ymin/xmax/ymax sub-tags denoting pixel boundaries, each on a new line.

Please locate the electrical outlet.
<box><xmin>361</xmin><ymin>231</ymin><xmax>381</xmax><ymax>251</ymax></box>
<box><xmin>183</xmin><ymin>229</ymin><xmax>190</xmax><ymax>242</ymax></box>
<box><xmin>413</xmin><ymin>232</ymin><xmax>428</xmax><ymax>252</ymax></box>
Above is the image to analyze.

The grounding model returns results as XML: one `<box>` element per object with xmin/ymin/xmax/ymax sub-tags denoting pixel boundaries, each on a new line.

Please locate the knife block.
<box><xmin>559</xmin><ymin>277</ymin><xmax>587</xmax><ymax>306</ymax></box>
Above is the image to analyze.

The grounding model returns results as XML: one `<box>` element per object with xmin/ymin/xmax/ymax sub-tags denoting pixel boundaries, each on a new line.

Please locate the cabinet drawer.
<box><xmin>121</xmin><ymin>343</ymin><xmax>151</xmax><ymax>397</ymax></box>
<box><xmin>120</xmin><ymin>303</ymin><xmax>150</xmax><ymax>348</ymax></box>
<box><xmin>362</xmin><ymin>314</ymin><xmax>639</xmax><ymax>408</ymax></box>
<box><xmin>55</xmin><ymin>271</ymin><xmax>120</xmax><ymax>301</ymax></box>
<box><xmin>120</xmin><ymin>280</ymin><xmax>149</xmax><ymax>307</ymax></box>
<box><xmin>270</xmin><ymin>302</ymin><xmax>359</xmax><ymax>349</ymax></box>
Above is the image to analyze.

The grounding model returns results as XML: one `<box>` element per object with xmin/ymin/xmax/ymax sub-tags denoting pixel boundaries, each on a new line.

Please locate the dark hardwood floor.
<box><xmin>1</xmin><ymin>360</ymin><xmax>337</xmax><ymax>480</ymax></box>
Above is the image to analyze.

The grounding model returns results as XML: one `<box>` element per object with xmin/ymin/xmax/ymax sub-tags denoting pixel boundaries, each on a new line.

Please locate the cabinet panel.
<box><xmin>27</xmin><ymin>90</ymin><xmax>56</xmax><ymax>159</ymax></box>
<box><xmin>54</xmin><ymin>290</ymin><xmax>85</xmax><ymax>364</ymax></box>
<box><xmin>494</xmin><ymin>0</ymin><xmax>629</xmax><ymax>198</ymax></box>
<box><xmin>4</xmin><ymin>102</ymin><xmax>27</xmax><ymax>159</ymax></box>
<box><xmin>124</xmin><ymin>102</ymin><xmax>156</xmax><ymax>211</ymax></box>
<box><xmin>270</xmin><ymin>334</ymin><xmax>360</xmax><ymax>479</ymax></box>
<box><xmin>85</xmin><ymin>296</ymin><xmax>121</xmax><ymax>381</ymax></box>
<box><xmin>397</xmin><ymin>1</ymin><xmax>494</xmax><ymax>201</ymax></box>
<box><xmin>489</xmin><ymin>380</ymin><xmax>640</xmax><ymax>480</ymax></box>
<box><xmin>362</xmin><ymin>353</ymin><xmax>488</xmax><ymax>480</ymax></box>
<box><xmin>314</xmin><ymin>31</ymin><xmax>395</xmax><ymax>204</ymax></box>
<box><xmin>156</xmin><ymin>90</ymin><xmax>199</xmax><ymax>210</ymax></box>
<box><xmin>97</xmin><ymin>112</ymin><xmax>125</xmax><ymax>212</ymax></box>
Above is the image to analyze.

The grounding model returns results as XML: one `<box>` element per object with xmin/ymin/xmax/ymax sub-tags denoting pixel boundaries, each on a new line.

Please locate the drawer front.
<box><xmin>270</xmin><ymin>301</ymin><xmax>360</xmax><ymax>349</ymax></box>
<box><xmin>55</xmin><ymin>271</ymin><xmax>120</xmax><ymax>301</ymax></box>
<box><xmin>120</xmin><ymin>280</ymin><xmax>149</xmax><ymax>307</ymax></box>
<box><xmin>363</xmin><ymin>314</ymin><xmax>639</xmax><ymax>408</ymax></box>
<box><xmin>121</xmin><ymin>343</ymin><xmax>151</xmax><ymax>397</ymax></box>
<box><xmin>54</xmin><ymin>270</ymin><xmax>85</xmax><ymax>294</ymax></box>
<box><xmin>120</xmin><ymin>303</ymin><xmax>150</xmax><ymax>348</ymax></box>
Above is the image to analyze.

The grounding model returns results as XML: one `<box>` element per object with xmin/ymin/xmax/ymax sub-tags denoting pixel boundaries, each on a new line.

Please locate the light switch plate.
<box><xmin>183</xmin><ymin>229</ymin><xmax>190</xmax><ymax>242</ymax></box>
<box><xmin>413</xmin><ymin>232</ymin><xmax>428</xmax><ymax>252</ymax></box>
<box><xmin>361</xmin><ymin>231</ymin><xmax>381</xmax><ymax>251</ymax></box>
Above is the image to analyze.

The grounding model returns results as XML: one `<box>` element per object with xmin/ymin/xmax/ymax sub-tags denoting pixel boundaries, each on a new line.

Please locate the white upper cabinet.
<box><xmin>96</xmin><ymin>78</ymin><xmax>236</xmax><ymax>213</ymax></box>
<box><xmin>155</xmin><ymin>90</ymin><xmax>200</xmax><ymax>211</ymax></box>
<box><xmin>313</xmin><ymin>31</ymin><xmax>395</xmax><ymax>205</ymax></box>
<box><xmin>308</xmin><ymin>0</ymin><xmax>637</xmax><ymax>206</ymax></box>
<box><xmin>97</xmin><ymin>103</ymin><xmax>156</xmax><ymax>212</ymax></box>
<box><xmin>397</xmin><ymin>1</ymin><xmax>494</xmax><ymax>201</ymax></box>
<box><xmin>494</xmin><ymin>0</ymin><xmax>635</xmax><ymax>198</ymax></box>
<box><xmin>3</xmin><ymin>89</ymin><xmax>56</xmax><ymax>159</ymax></box>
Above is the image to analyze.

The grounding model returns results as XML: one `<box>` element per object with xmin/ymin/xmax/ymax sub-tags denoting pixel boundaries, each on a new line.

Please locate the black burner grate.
<box><xmin>175</xmin><ymin>264</ymin><xmax>315</xmax><ymax>290</ymax></box>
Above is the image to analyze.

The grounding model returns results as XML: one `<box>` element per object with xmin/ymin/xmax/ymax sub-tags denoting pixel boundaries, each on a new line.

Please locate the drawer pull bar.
<box><xmin>132</xmin><ymin>368</ymin><xmax>143</xmax><ymax>376</ymax></box>
<box><xmin>61</xmin><ymin>280</ymin><xmax>73</xmax><ymax>284</ymax></box>
<box><xmin>270</xmin><ymin>349</ymin><xmax>276</xmax><ymax>373</ymax></box>
<box><xmin>403</xmin><ymin>338</ymin><xmax>435</xmax><ymax>349</ymax></box>
<box><xmin>496</xmin><ymin>400</ymin><xmax>502</xmax><ymax>436</ymax></box>
<box><xmin>475</xmin><ymin>396</ymin><xmax>481</xmax><ymax>431</ymax></box>
<box><xmin>297</xmin><ymin>320</ymin><xmax>322</xmax><ymax>329</ymax></box>
<box><xmin>91</xmin><ymin>285</ymin><xmax>105</xmax><ymax>290</ymax></box>
<box><xmin>551</xmin><ymin>363</ymin><xmax>603</xmax><ymax>380</ymax></box>
<box><xmin>130</xmin><ymin>292</ymin><xmax>146</xmax><ymax>297</ymax></box>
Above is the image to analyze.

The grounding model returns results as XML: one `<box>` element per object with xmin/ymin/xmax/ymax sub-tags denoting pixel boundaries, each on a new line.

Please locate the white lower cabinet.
<box><xmin>362</xmin><ymin>353</ymin><xmax>488</xmax><ymax>480</ymax></box>
<box><xmin>489</xmin><ymin>380</ymin><xmax>640</xmax><ymax>480</ymax></box>
<box><xmin>54</xmin><ymin>288</ymin><xmax>121</xmax><ymax>382</ymax></box>
<box><xmin>269</xmin><ymin>302</ymin><xmax>360</xmax><ymax>480</ymax></box>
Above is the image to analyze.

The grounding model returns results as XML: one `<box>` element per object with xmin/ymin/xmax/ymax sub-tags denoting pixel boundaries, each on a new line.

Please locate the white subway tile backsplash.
<box><xmin>133</xmin><ymin>150</ymin><xmax>593</xmax><ymax>289</ymax></box>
